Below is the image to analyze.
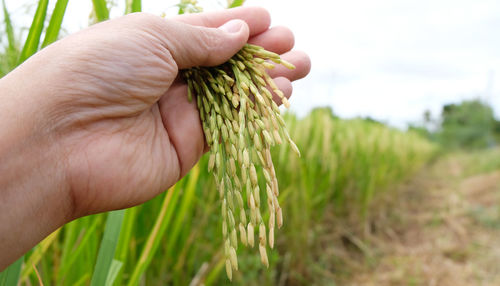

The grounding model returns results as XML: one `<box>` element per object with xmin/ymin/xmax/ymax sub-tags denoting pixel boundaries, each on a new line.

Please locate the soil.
<box><xmin>342</xmin><ymin>155</ymin><xmax>500</xmax><ymax>286</ymax></box>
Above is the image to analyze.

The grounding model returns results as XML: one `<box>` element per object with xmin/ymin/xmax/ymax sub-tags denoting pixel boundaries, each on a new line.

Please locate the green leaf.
<box><xmin>20</xmin><ymin>229</ymin><xmax>60</xmax><ymax>282</ymax></box>
<box><xmin>1</xmin><ymin>0</ymin><xmax>17</xmax><ymax>70</ymax></box>
<box><xmin>92</xmin><ymin>0</ymin><xmax>110</xmax><ymax>22</ymax></box>
<box><xmin>90</xmin><ymin>210</ymin><xmax>125</xmax><ymax>286</ymax></box>
<box><xmin>18</xmin><ymin>0</ymin><xmax>49</xmax><ymax>64</ymax></box>
<box><xmin>57</xmin><ymin>217</ymin><xmax>102</xmax><ymax>280</ymax></box>
<box><xmin>127</xmin><ymin>185</ymin><xmax>181</xmax><ymax>286</ymax></box>
<box><xmin>41</xmin><ymin>0</ymin><xmax>69</xmax><ymax>48</ymax></box>
<box><xmin>105</xmin><ymin>260</ymin><xmax>123</xmax><ymax>286</ymax></box>
<box><xmin>113</xmin><ymin>206</ymin><xmax>138</xmax><ymax>286</ymax></box>
<box><xmin>166</xmin><ymin>165</ymin><xmax>200</xmax><ymax>256</ymax></box>
<box><xmin>228</xmin><ymin>0</ymin><xmax>245</xmax><ymax>8</ymax></box>
<box><xmin>2</xmin><ymin>0</ymin><xmax>15</xmax><ymax>54</ymax></box>
<box><xmin>125</xmin><ymin>0</ymin><xmax>141</xmax><ymax>14</ymax></box>
<box><xmin>0</xmin><ymin>256</ymin><xmax>23</xmax><ymax>286</ymax></box>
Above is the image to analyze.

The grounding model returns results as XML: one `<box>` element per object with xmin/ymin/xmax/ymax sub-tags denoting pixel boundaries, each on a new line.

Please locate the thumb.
<box><xmin>159</xmin><ymin>18</ymin><xmax>250</xmax><ymax>69</ymax></box>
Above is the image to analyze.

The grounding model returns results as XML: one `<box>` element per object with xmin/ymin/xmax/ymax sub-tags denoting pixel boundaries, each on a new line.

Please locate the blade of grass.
<box><xmin>228</xmin><ymin>0</ymin><xmax>245</xmax><ymax>8</ymax></box>
<box><xmin>165</xmin><ymin>165</ymin><xmax>199</xmax><ymax>256</ymax></box>
<box><xmin>125</xmin><ymin>0</ymin><xmax>141</xmax><ymax>14</ymax></box>
<box><xmin>18</xmin><ymin>0</ymin><xmax>49</xmax><ymax>64</ymax></box>
<box><xmin>1</xmin><ymin>0</ymin><xmax>17</xmax><ymax>68</ymax></box>
<box><xmin>127</xmin><ymin>185</ymin><xmax>180</xmax><ymax>286</ymax></box>
<box><xmin>57</xmin><ymin>216</ymin><xmax>102</xmax><ymax>281</ymax></box>
<box><xmin>113</xmin><ymin>206</ymin><xmax>138</xmax><ymax>286</ymax></box>
<box><xmin>20</xmin><ymin>228</ymin><xmax>61</xmax><ymax>281</ymax></box>
<box><xmin>41</xmin><ymin>0</ymin><xmax>69</xmax><ymax>48</ymax></box>
<box><xmin>204</xmin><ymin>259</ymin><xmax>224</xmax><ymax>286</ymax></box>
<box><xmin>92</xmin><ymin>0</ymin><xmax>110</xmax><ymax>22</ymax></box>
<box><xmin>0</xmin><ymin>256</ymin><xmax>23</xmax><ymax>286</ymax></box>
<box><xmin>105</xmin><ymin>260</ymin><xmax>123</xmax><ymax>286</ymax></box>
<box><xmin>73</xmin><ymin>273</ymin><xmax>90</xmax><ymax>286</ymax></box>
<box><xmin>90</xmin><ymin>210</ymin><xmax>125</xmax><ymax>286</ymax></box>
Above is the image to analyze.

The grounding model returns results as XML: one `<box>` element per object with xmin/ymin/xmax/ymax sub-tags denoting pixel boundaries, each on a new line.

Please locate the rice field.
<box><xmin>0</xmin><ymin>107</ymin><xmax>435</xmax><ymax>285</ymax></box>
<box><xmin>0</xmin><ymin>1</ymin><xmax>437</xmax><ymax>285</ymax></box>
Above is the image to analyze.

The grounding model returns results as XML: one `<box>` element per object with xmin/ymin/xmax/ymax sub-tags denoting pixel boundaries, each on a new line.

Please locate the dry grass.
<box><xmin>321</xmin><ymin>152</ymin><xmax>500</xmax><ymax>286</ymax></box>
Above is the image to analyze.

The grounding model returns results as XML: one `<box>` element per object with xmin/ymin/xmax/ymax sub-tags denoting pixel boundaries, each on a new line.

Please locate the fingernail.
<box><xmin>218</xmin><ymin>19</ymin><xmax>244</xmax><ymax>33</ymax></box>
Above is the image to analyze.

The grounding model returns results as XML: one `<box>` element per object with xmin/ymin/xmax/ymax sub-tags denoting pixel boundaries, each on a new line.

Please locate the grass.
<box><xmin>0</xmin><ymin>1</ymin><xmax>437</xmax><ymax>285</ymax></box>
<box><xmin>2</xmin><ymin>108</ymin><xmax>435</xmax><ymax>285</ymax></box>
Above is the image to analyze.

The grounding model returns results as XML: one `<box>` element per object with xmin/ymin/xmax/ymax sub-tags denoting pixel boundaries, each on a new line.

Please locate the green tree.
<box><xmin>438</xmin><ymin>99</ymin><xmax>496</xmax><ymax>149</ymax></box>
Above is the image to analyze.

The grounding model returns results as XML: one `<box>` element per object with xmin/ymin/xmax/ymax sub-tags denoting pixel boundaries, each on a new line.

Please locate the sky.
<box><xmin>4</xmin><ymin>0</ymin><xmax>500</xmax><ymax>128</ymax></box>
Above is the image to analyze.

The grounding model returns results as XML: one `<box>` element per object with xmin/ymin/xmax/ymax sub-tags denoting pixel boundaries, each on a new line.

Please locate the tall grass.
<box><xmin>0</xmin><ymin>1</ymin><xmax>436</xmax><ymax>285</ymax></box>
<box><xmin>6</xmin><ymin>107</ymin><xmax>434</xmax><ymax>285</ymax></box>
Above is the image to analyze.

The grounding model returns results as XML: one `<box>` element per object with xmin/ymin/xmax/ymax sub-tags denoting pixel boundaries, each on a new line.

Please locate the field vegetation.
<box><xmin>3</xmin><ymin>1</ymin><xmax>497</xmax><ymax>286</ymax></box>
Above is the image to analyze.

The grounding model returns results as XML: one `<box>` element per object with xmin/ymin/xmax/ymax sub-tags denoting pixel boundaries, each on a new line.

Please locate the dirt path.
<box><xmin>346</xmin><ymin>154</ymin><xmax>500</xmax><ymax>286</ymax></box>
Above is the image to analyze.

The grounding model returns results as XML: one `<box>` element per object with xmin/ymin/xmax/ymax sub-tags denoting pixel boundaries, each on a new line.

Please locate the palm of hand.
<box><xmin>42</xmin><ymin>9</ymin><xmax>309</xmax><ymax>217</ymax></box>
<box><xmin>56</xmin><ymin>22</ymin><xmax>204</xmax><ymax>215</ymax></box>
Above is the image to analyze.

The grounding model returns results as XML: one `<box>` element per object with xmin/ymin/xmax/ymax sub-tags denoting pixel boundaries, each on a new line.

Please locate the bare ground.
<box><xmin>338</xmin><ymin>154</ymin><xmax>500</xmax><ymax>286</ymax></box>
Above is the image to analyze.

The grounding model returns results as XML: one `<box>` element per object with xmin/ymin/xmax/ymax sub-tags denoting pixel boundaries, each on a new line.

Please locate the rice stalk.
<box><xmin>182</xmin><ymin>43</ymin><xmax>298</xmax><ymax>280</ymax></box>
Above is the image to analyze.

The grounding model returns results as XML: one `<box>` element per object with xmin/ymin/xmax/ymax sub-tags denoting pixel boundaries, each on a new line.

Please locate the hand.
<box><xmin>0</xmin><ymin>7</ymin><xmax>310</xmax><ymax>269</ymax></box>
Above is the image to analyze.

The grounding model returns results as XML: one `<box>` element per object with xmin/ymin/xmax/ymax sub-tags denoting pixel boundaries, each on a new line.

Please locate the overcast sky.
<box><xmin>5</xmin><ymin>0</ymin><xmax>500</xmax><ymax>127</ymax></box>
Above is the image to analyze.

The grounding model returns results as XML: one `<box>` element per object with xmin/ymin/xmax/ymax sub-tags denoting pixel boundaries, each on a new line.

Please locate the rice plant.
<box><xmin>0</xmin><ymin>0</ymin><xmax>436</xmax><ymax>285</ymax></box>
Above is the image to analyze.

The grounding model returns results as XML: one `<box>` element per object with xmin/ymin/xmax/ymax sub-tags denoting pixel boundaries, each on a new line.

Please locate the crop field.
<box><xmin>2</xmin><ymin>1</ymin><xmax>499</xmax><ymax>286</ymax></box>
<box><xmin>1</xmin><ymin>107</ymin><xmax>435</xmax><ymax>285</ymax></box>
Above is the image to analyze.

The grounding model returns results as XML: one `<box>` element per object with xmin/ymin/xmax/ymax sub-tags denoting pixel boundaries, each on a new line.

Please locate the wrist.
<box><xmin>0</xmin><ymin>72</ymin><xmax>73</xmax><ymax>270</ymax></box>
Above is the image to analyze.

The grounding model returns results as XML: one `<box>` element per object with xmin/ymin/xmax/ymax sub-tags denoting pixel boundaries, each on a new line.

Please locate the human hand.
<box><xmin>0</xmin><ymin>6</ymin><xmax>310</xmax><ymax>269</ymax></box>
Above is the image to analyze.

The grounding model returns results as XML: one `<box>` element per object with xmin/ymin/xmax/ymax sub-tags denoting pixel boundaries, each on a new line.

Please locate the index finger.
<box><xmin>169</xmin><ymin>6</ymin><xmax>271</xmax><ymax>37</ymax></box>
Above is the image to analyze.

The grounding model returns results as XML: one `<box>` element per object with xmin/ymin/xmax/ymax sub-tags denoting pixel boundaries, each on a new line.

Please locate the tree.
<box><xmin>438</xmin><ymin>99</ymin><xmax>496</xmax><ymax>149</ymax></box>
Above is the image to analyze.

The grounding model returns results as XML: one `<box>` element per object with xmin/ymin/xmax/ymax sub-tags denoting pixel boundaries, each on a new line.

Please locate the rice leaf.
<box><xmin>166</xmin><ymin>165</ymin><xmax>200</xmax><ymax>256</ymax></box>
<box><xmin>105</xmin><ymin>260</ymin><xmax>123</xmax><ymax>286</ymax></box>
<box><xmin>41</xmin><ymin>0</ymin><xmax>69</xmax><ymax>48</ymax></box>
<box><xmin>90</xmin><ymin>210</ymin><xmax>125</xmax><ymax>286</ymax></box>
<box><xmin>73</xmin><ymin>273</ymin><xmax>91</xmax><ymax>286</ymax></box>
<box><xmin>127</xmin><ymin>185</ymin><xmax>180</xmax><ymax>286</ymax></box>
<box><xmin>228</xmin><ymin>0</ymin><xmax>245</xmax><ymax>8</ymax></box>
<box><xmin>18</xmin><ymin>0</ymin><xmax>49</xmax><ymax>64</ymax></box>
<box><xmin>112</xmin><ymin>206</ymin><xmax>138</xmax><ymax>286</ymax></box>
<box><xmin>125</xmin><ymin>0</ymin><xmax>141</xmax><ymax>14</ymax></box>
<box><xmin>20</xmin><ymin>228</ymin><xmax>61</xmax><ymax>281</ymax></box>
<box><xmin>57</xmin><ymin>216</ymin><xmax>102</xmax><ymax>280</ymax></box>
<box><xmin>1</xmin><ymin>0</ymin><xmax>15</xmax><ymax>54</ymax></box>
<box><xmin>92</xmin><ymin>0</ymin><xmax>110</xmax><ymax>22</ymax></box>
<box><xmin>0</xmin><ymin>256</ymin><xmax>23</xmax><ymax>286</ymax></box>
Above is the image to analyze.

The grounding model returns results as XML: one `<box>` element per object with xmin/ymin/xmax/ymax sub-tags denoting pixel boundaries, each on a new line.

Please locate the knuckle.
<box><xmin>197</xmin><ymin>28</ymin><xmax>223</xmax><ymax>64</ymax></box>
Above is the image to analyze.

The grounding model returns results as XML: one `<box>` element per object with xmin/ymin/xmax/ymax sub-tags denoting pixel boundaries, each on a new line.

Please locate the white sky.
<box><xmin>4</xmin><ymin>0</ymin><xmax>500</xmax><ymax>127</ymax></box>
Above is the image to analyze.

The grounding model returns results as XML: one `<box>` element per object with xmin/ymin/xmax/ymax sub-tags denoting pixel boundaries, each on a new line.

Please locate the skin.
<box><xmin>0</xmin><ymin>6</ymin><xmax>310</xmax><ymax>270</ymax></box>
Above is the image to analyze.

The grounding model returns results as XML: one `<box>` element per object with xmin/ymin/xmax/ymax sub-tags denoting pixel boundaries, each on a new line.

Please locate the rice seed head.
<box><xmin>277</xmin><ymin>207</ymin><xmax>283</xmax><ymax>229</ymax></box>
<box><xmin>225</xmin><ymin>259</ymin><xmax>233</xmax><ymax>281</ymax></box>
<box><xmin>239</xmin><ymin>223</ymin><xmax>247</xmax><ymax>246</ymax></box>
<box><xmin>181</xmin><ymin>43</ymin><xmax>298</xmax><ymax>280</ymax></box>
<box><xmin>222</xmin><ymin>220</ymin><xmax>228</xmax><ymax>237</ymax></box>
<box><xmin>240</xmin><ymin>209</ymin><xmax>247</xmax><ymax>225</ymax></box>
<box><xmin>253</xmin><ymin>186</ymin><xmax>261</xmax><ymax>207</ymax></box>
<box><xmin>247</xmin><ymin>223</ymin><xmax>255</xmax><ymax>247</ymax></box>
<box><xmin>249</xmin><ymin>164</ymin><xmax>258</xmax><ymax>186</ymax></box>
<box><xmin>230</xmin><ymin>246</ymin><xmax>238</xmax><ymax>271</ymax></box>
<box><xmin>230</xmin><ymin>229</ymin><xmax>238</xmax><ymax>249</ymax></box>
<box><xmin>243</xmin><ymin>149</ymin><xmax>250</xmax><ymax>166</ymax></box>
<box><xmin>259</xmin><ymin>244</ymin><xmax>269</xmax><ymax>268</ymax></box>
<box><xmin>269</xmin><ymin>227</ymin><xmax>275</xmax><ymax>249</ymax></box>
<box><xmin>207</xmin><ymin>153</ymin><xmax>215</xmax><ymax>172</ymax></box>
<box><xmin>259</xmin><ymin>222</ymin><xmax>267</xmax><ymax>246</ymax></box>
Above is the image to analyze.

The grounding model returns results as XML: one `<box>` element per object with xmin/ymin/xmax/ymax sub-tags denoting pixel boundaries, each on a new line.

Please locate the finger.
<box><xmin>158</xmin><ymin>83</ymin><xmax>205</xmax><ymax>177</ymax></box>
<box><xmin>248</xmin><ymin>26</ymin><xmax>295</xmax><ymax>54</ymax></box>
<box><xmin>161</xmin><ymin>76</ymin><xmax>292</xmax><ymax>170</ymax></box>
<box><xmin>267</xmin><ymin>50</ymin><xmax>311</xmax><ymax>81</ymax></box>
<box><xmin>163</xmin><ymin>18</ymin><xmax>250</xmax><ymax>68</ymax></box>
<box><xmin>170</xmin><ymin>6</ymin><xmax>270</xmax><ymax>37</ymax></box>
<box><xmin>119</xmin><ymin>13</ymin><xmax>250</xmax><ymax>69</ymax></box>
